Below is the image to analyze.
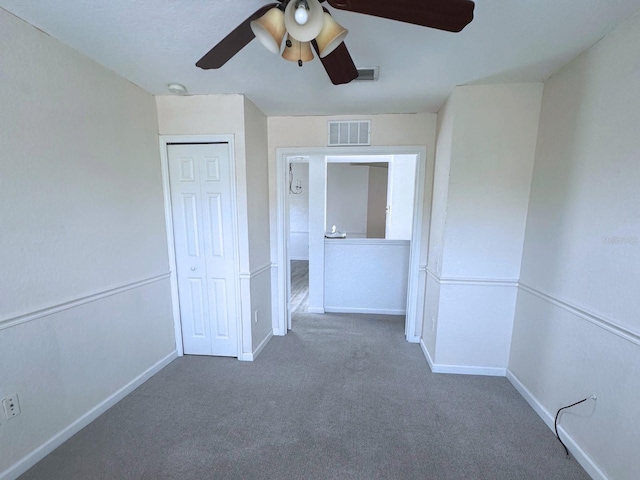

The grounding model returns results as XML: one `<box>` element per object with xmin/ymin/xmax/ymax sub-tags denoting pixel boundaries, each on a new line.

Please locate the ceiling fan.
<box><xmin>196</xmin><ymin>0</ymin><xmax>475</xmax><ymax>85</ymax></box>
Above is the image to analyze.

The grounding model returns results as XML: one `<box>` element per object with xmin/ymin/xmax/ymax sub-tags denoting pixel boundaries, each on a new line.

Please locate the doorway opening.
<box><xmin>287</xmin><ymin>160</ymin><xmax>310</xmax><ymax>322</ymax></box>
<box><xmin>276</xmin><ymin>146</ymin><xmax>427</xmax><ymax>342</ymax></box>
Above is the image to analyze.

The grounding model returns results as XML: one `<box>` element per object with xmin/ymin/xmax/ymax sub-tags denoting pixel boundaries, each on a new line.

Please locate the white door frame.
<box><xmin>284</xmin><ymin>157</ymin><xmax>310</xmax><ymax>330</ymax></box>
<box><xmin>159</xmin><ymin>135</ymin><xmax>243</xmax><ymax>357</ymax></box>
<box><xmin>275</xmin><ymin>145</ymin><xmax>427</xmax><ymax>343</ymax></box>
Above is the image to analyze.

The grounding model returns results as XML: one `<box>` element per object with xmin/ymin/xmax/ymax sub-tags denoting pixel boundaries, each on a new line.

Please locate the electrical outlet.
<box><xmin>3</xmin><ymin>395</ymin><xmax>21</xmax><ymax>419</ymax></box>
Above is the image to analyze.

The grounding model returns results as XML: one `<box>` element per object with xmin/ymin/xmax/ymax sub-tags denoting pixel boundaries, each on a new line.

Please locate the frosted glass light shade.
<box><xmin>316</xmin><ymin>13</ymin><xmax>348</xmax><ymax>58</ymax></box>
<box><xmin>282</xmin><ymin>35</ymin><xmax>314</xmax><ymax>63</ymax></box>
<box><xmin>250</xmin><ymin>8</ymin><xmax>286</xmax><ymax>54</ymax></box>
<box><xmin>284</xmin><ymin>0</ymin><xmax>324</xmax><ymax>42</ymax></box>
<box><xmin>294</xmin><ymin>4</ymin><xmax>309</xmax><ymax>25</ymax></box>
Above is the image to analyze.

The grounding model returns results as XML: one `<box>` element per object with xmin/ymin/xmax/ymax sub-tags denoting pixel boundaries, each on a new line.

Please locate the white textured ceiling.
<box><xmin>1</xmin><ymin>1</ymin><xmax>639</xmax><ymax>116</ymax></box>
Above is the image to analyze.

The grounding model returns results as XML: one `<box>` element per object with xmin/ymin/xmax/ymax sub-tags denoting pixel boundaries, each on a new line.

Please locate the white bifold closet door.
<box><xmin>167</xmin><ymin>143</ymin><xmax>238</xmax><ymax>357</ymax></box>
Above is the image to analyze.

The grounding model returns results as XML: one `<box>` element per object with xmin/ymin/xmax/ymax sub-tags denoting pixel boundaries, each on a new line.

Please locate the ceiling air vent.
<box><xmin>355</xmin><ymin>67</ymin><xmax>379</xmax><ymax>81</ymax></box>
<box><xmin>328</xmin><ymin>120</ymin><xmax>371</xmax><ymax>147</ymax></box>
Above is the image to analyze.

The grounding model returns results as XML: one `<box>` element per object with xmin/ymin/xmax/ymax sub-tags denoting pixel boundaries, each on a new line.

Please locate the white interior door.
<box><xmin>168</xmin><ymin>143</ymin><xmax>238</xmax><ymax>357</ymax></box>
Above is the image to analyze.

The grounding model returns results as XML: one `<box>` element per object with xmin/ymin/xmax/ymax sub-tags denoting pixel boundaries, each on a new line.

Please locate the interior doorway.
<box><xmin>275</xmin><ymin>146</ymin><xmax>427</xmax><ymax>342</ymax></box>
<box><xmin>287</xmin><ymin>160</ymin><xmax>310</xmax><ymax>327</ymax></box>
<box><xmin>323</xmin><ymin>155</ymin><xmax>415</xmax><ymax>316</ymax></box>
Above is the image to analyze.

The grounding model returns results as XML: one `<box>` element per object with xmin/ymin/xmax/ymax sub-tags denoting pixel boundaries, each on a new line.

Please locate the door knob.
<box><xmin>191</xmin><ymin>267</ymin><xmax>196</xmax><ymax>271</ymax></box>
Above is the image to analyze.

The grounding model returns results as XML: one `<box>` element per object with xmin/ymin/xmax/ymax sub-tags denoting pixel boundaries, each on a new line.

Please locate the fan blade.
<box><xmin>326</xmin><ymin>0</ymin><xmax>474</xmax><ymax>33</ymax></box>
<box><xmin>312</xmin><ymin>41</ymin><xmax>358</xmax><ymax>85</ymax></box>
<box><xmin>196</xmin><ymin>3</ymin><xmax>280</xmax><ymax>69</ymax></box>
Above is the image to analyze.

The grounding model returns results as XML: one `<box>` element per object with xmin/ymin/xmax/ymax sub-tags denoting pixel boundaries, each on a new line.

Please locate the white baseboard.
<box><xmin>431</xmin><ymin>364</ymin><xmax>506</xmax><ymax>376</ymax></box>
<box><xmin>1</xmin><ymin>350</ymin><xmax>178</xmax><ymax>480</ymax></box>
<box><xmin>420</xmin><ymin>338</ymin><xmax>435</xmax><ymax>370</ymax></box>
<box><xmin>506</xmin><ymin>370</ymin><xmax>608</xmax><ymax>480</ymax></box>
<box><xmin>253</xmin><ymin>330</ymin><xmax>273</xmax><ymax>358</ymax></box>
<box><xmin>307</xmin><ymin>307</ymin><xmax>325</xmax><ymax>314</ymax></box>
<box><xmin>324</xmin><ymin>307</ymin><xmax>406</xmax><ymax>315</ymax></box>
<box><xmin>419</xmin><ymin>339</ymin><xmax>506</xmax><ymax>376</ymax></box>
<box><xmin>240</xmin><ymin>330</ymin><xmax>274</xmax><ymax>362</ymax></box>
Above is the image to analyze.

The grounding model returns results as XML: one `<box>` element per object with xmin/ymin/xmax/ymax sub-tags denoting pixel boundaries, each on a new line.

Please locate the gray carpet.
<box><xmin>20</xmin><ymin>313</ymin><xmax>589</xmax><ymax>480</ymax></box>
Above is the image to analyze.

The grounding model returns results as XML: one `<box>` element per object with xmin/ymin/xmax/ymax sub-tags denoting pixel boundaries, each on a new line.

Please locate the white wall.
<box><xmin>156</xmin><ymin>95</ymin><xmax>245</xmax><ymax>135</ymax></box>
<box><xmin>424</xmin><ymin>84</ymin><xmax>543</xmax><ymax>372</ymax></box>
<box><xmin>0</xmin><ymin>10</ymin><xmax>175</xmax><ymax>478</ymax></box>
<box><xmin>307</xmin><ymin>156</ymin><xmax>327</xmax><ymax>313</ymax></box>
<box><xmin>324</xmin><ymin>240</ymin><xmax>410</xmax><ymax>315</ymax></box>
<box><xmin>243</xmin><ymin>98</ymin><xmax>272</xmax><ymax>354</ymax></box>
<box><xmin>423</xmin><ymin>95</ymin><xmax>455</xmax><ymax>356</ymax></box>
<box><xmin>155</xmin><ymin>94</ymin><xmax>272</xmax><ymax>359</ymax></box>
<box><xmin>510</xmin><ymin>13</ymin><xmax>640</xmax><ymax>480</ymax></box>
<box><xmin>288</xmin><ymin>163</ymin><xmax>310</xmax><ymax>260</ymax></box>
<box><xmin>427</xmin><ymin>95</ymin><xmax>455</xmax><ymax>278</ymax></box>
<box><xmin>366</xmin><ymin>166</ymin><xmax>388</xmax><ymax>238</ymax></box>
<box><xmin>326</xmin><ymin>164</ymin><xmax>370</xmax><ymax>237</ymax></box>
<box><xmin>244</xmin><ymin>99</ymin><xmax>271</xmax><ymax>271</ymax></box>
<box><xmin>441</xmin><ymin>84</ymin><xmax>543</xmax><ymax>280</ymax></box>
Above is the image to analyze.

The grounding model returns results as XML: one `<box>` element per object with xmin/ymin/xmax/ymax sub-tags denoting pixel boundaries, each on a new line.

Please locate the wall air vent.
<box><xmin>328</xmin><ymin>120</ymin><xmax>371</xmax><ymax>147</ymax></box>
<box><xmin>355</xmin><ymin>67</ymin><xmax>379</xmax><ymax>81</ymax></box>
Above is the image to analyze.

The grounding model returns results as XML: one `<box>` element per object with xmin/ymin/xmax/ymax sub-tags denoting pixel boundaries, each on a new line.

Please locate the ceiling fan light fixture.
<box><xmin>316</xmin><ymin>13</ymin><xmax>348</xmax><ymax>58</ymax></box>
<box><xmin>284</xmin><ymin>0</ymin><xmax>323</xmax><ymax>42</ymax></box>
<box><xmin>250</xmin><ymin>7</ymin><xmax>286</xmax><ymax>54</ymax></box>
<box><xmin>282</xmin><ymin>34</ymin><xmax>314</xmax><ymax>64</ymax></box>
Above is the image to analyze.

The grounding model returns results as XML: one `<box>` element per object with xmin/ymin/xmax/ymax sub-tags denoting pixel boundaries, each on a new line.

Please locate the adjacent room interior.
<box><xmin>0</xmin><ymin>1</ymin><xmax>638</xmax><ymax>479</ymax></box>
<box><xmin>285</xmin><ymin>153</ymin><xmax>418</xmax><ymax>329</ymax></box>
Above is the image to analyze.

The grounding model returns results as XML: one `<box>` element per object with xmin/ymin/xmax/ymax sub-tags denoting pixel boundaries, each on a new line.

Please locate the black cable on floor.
<box><xmin>554</xmin><ymin>396</ymin><xmax>591</xmax><ymax>458</ymax></box>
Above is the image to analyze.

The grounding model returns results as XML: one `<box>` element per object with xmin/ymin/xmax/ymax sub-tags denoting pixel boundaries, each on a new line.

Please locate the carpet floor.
<box><xmin>20</xmin><ymin>313</ymin><xmax>589</xmax><ymax>479</ymax></box>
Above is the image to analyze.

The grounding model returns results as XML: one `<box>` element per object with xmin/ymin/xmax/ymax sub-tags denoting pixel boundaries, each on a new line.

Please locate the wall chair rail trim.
<box><xmin>425</xmin><ymin>270</ymin><xmax>639</xmax><ymax>346</ymax></box>
<box><xmin>238</xmin><ymin>262</ymin><xmax>273</xmax><ymax>280</ymax></box>
<box><xmin>518</xmin><ymin>282</ymin><xmax>640</xmax><ymax>347</ymax></box>
<box><xmin>0</xmin><ymin>272</ymin><xmax>171</xmax><ymax>331</ymax></box>
<box><xmin>426</xmin><ymin>268</ymin><xmax>519</xmax><ymax>287</ymax></box>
